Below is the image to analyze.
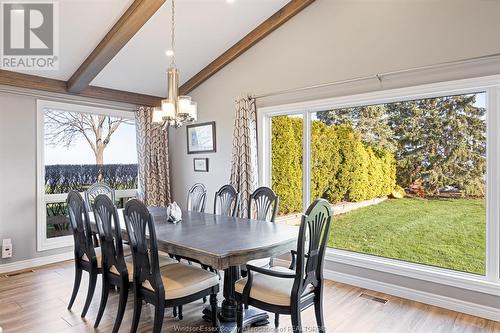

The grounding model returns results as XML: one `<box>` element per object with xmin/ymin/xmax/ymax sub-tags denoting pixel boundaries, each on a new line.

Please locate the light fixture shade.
<box><xmin>188</xmin><ymin>101</ymin><xmax>197</xmax><ymax>121</ymax></box>
<box><xmin>161</xmin><ymin>99</ymin><xmax>176</xmax><ymax>119</ymax></box>
<box><xmin>152</xmin><ymin>107</ymin><xmax>165</xmax><ymax>123</ymax></box>
<box><xmin>178</xmin><ymin>95</ymin><xmax>192</xmax><ymax>115</ymax></box>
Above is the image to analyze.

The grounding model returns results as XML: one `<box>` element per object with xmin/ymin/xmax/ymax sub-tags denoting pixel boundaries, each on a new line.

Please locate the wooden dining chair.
<box><xmin>123</xmin><ymin>199</ymin><xmax>220</xmax><ymax>333</ymax></box>
<box><xmin>241</xmin><ymin>187</ymin><xmax>280</xmax><ymax>276</ymax></box>
<box><xmin>247</xmin><ymin>186</ymin><xmax>279</xmax><ymax>222</ymax></box>
<box><xmin>187</xmin><ymin>183</ymin><xmax>207</xmax><ymax>212</ymax></box>
<box><xmin>91</xmin><ymin>194</ymin><xmax>131</xmax><ymax>333</ymax></box>
<box><xmin>66</xmin><ymin>190</ymin><xmax>101</xmax><ymax>318</ymax></box>
<box><xmin>235</xmin><ymin>199</ymin><xmax>332</xmax><ymax>333</ymax></box>
<box><xmin>214</xmin><ymin>184</ymin><xmax>240</xmax><ymax>217</ymax></box>
<box><xmin>85</xmin><ymin>182</ymin><xmax>115</xmax><ymax>212</ymax></box>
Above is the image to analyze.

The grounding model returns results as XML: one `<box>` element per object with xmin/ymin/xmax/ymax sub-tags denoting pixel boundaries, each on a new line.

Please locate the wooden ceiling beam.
<box><xmin>67</xmin><ymin>0</ymin><xmax>166</xmax><ymax>93</ymax></box>
<box><xmin>0</xmin><ymin>70</ymin><xmax>162</xmax><ymax>106</ymax></box>
<box><xmin>179</xmin><ymin>0</ymin><xmax>315</xmax><ymax>95</ymax></box>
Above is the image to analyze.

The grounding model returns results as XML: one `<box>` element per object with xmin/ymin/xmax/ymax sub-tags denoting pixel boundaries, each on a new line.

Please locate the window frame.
<box><xmin>36</xmin><ymin>100</ymin><xmax>137</xmax><ymax>251</ymax></box>
<box><xmin>258</xmin><ymin>74</ymin><xmax>500</xmax><ymax>296</ymax></box>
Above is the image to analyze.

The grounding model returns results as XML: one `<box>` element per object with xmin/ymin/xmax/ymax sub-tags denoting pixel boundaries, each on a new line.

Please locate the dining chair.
<box><xmin>247</xmin><ymin>186</ymin><xmax>279</xmax><ymax>222</ymax></box>
<box><xmin>214</xmin><ymin>184</ymin><xmax>240</xmax><ymax>217</ymax></box>
<box><xmin>123</xmin><ymin>199</ymin><xmax>220</xmax><ymax>333</ymax></box>
<box><xmin>91</xmin><ymin>194</ymin><xmax>131</xmax><ymax>333</ymax></box>
<box><xmin>235</xmin><ymin>199</ymin><xmax>332</xmax><ymax>333</ymax></box>
<box><xmin>66</xmin><ymin>190</ymin><xmax>101</xmax><ymax>318</ymax></box>
<box><xmin>187</xmin><ymin>183</ymin><xmax>207</xmax><ymax>212</ymax></box>
<box><xmin>85</xmin><ymin>182</ymin><xmax>115</xmax><ymax>212</ymax></box>
<box><xmin>241</xmin><ymin>187</ymin><xmax>280</xmax><ymax>276</ymax></box>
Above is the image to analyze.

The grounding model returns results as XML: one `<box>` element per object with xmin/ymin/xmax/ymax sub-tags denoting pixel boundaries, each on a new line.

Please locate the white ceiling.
<box><xmin>91</xmin><ymin>0</ymin><xmax>290</xmax><ymax>96</ymax></box>
<box><xmin>12</xmin><ymin>0</ymin><xmax>134</xmax><ymax>81</ymax></box>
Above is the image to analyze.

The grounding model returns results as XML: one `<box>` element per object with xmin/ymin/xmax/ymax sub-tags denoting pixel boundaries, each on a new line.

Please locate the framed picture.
<box><xmin>186</xmin><ymin>121</ymin><xmax>216</xmax><ymax>154</ymax></box>
<box><xmin>193</xmin><ymin>158</ymin><xmax>209</xmax><ymax>172</ymax></box>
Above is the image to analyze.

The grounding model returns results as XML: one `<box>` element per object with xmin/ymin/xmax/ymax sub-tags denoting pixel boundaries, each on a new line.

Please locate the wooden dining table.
<box><xmin>91</xmin><ymin>207</ymin><xmax>299</xmax><ymax>331</ymax></box>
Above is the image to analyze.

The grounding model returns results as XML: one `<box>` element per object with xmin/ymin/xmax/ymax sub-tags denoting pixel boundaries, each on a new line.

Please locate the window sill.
<box><xmin>325</xmin><ymin>248</ymin><xmax>500</xmax><ymax>296</ymax></box>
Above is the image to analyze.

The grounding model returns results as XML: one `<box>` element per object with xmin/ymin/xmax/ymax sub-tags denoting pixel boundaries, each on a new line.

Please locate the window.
<box><xmin>37</xmin><ymin>100</ymin><xmax>138</xmax><ymax>251</ymax></box>
<box><xmin>260</xmin><ymin>76</ymin><xmax>500</xmax><ymax>292</ymax></box>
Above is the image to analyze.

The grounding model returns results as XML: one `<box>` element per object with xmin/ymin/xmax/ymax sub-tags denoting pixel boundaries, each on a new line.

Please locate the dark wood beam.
<box><xmin>67</xmin><ymin>0</ymin><xmax>166</xmax><ymax>93</ymax></box>
<box><xmin>0</xmin><ymin>70</ymin><xmax>162</xmax><ymax>106</ymax></box>
<box><xmin>179</xmin><ymin>0</ymin><xmax>315</xmax><ymax>95</ymax></box>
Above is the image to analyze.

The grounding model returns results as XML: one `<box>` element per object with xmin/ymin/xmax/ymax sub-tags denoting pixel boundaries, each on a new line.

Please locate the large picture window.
<box><xmin>37</xmin><ymin>100</ymin><xmax>138</xmax><ymax>251</ymax></box>
<box><xmin>260</xmin><ymin>77</ymin><xmax>500</xmax><ymax>292</ymax></box>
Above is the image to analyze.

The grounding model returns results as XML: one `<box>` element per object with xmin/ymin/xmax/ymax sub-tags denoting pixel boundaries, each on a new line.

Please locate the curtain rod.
<box><xmin>252</xmin><ymin>52</ymin><xmax>500</xmax><ymax>100</ymax></box>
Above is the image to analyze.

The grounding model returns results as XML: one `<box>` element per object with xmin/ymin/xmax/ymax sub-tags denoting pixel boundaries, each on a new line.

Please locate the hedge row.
<box><xmin>272</xmin><ymin>117</ymin><xmax>396</xmax><ymax>214</ymax></box>
<box><xmin>45</xmin><ymin>164</ymin><xmax>138</xmax><ymax>194</ymax></box>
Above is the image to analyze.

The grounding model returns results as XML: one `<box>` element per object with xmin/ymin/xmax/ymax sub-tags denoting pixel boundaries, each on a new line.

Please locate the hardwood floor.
<box><xmin>0</xmin><ymin>261</ymin><xmax>498</xmax><ymax>332</ymax></box>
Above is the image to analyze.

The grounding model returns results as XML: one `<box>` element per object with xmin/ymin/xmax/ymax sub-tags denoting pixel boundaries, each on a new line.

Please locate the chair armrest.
<box><xmin>246</xmin><ymin>264</ymin><xmax>295</xmax><ymax>279</ymax></box>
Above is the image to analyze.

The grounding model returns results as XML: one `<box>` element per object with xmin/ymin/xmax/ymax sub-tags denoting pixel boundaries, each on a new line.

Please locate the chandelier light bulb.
<box><xmin>165</xmin><ymin>49</ymin><xmax>174</xmax><ymax>57</ymax></box>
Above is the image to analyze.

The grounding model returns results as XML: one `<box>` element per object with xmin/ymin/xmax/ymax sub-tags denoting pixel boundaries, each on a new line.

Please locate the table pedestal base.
<box><xmin>203</xmin><ymin>305</ymin><xmax>269</xmax><ymax>332</ymax></box>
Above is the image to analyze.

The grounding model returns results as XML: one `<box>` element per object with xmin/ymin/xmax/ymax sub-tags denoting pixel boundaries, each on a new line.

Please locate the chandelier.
<box><xmin>152</xmin><ymin>0</ymin><xmax>197</xmax><ymax>128</ymax></box>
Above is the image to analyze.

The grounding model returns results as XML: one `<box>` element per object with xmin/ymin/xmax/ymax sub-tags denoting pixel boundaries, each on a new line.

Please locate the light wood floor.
<box><xmin>0</xmin><ymin>261</ymin><xmax>498</xmax><ymax>333</ymax></box>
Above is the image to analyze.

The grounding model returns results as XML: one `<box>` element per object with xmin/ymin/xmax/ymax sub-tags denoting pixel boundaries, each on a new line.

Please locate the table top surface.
<box><xmin>94</xmin><ymin>207</ymin><xmax>299</xmax><ymax>269</ymax></box>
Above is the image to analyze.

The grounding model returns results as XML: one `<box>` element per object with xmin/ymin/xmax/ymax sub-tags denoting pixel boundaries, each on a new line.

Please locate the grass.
<box><xmin>330</xmin><ymin>197</ymin><xmax>486</xmax><ymax>275</ymax></box>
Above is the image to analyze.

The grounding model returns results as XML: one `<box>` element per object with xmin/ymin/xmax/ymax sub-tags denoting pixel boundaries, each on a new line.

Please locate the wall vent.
<box><xmin>359</xmin><ymin>293</ymin><xmax>388</xmax><ymax>304</ymax></box>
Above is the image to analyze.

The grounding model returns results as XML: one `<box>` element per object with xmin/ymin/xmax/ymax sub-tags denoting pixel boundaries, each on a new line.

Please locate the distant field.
<box><xmin>329</xmin><ymin>197</ymin><xmax>486</xmax><ymax>275</ymax></box>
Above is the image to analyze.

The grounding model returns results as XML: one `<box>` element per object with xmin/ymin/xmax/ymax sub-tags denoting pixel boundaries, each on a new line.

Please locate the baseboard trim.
<box><xmin>324</xmin><ymin>269</ymin><xmax>500</xmax><ymax>323</ymax></box>
<box><xmin>0</xmin><ymin>251</ymin><xmax>73</xmax><ymax>274</ymax></box>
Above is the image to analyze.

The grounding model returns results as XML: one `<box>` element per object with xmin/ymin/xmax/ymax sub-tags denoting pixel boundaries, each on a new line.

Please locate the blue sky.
<box><xmin>44</xmin><ymin>119</ymin><xmax>138</xmax><ymax>165</ymax></box>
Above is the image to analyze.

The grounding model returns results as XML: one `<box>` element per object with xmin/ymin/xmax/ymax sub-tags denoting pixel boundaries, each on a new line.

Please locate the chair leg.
<box><xmin>291</xmin><ymin>307</ymin><xmax>303</xmax><ymax>333</ymax></box>
<box><xmin>210</xmin><ymin>293</ymin><xmax>219</xmax><ymax>328</ymax></box>
<box><xmin>81</xmin><ymin>269</ymin><xmax>97</xmax><ymax>317</ymax></box>
<box><xmin>236</xmin><ymin>301</ymin><xmax>243</xmax><ymax>333</ymax></box>
<box><xmin>112</xmin><ymin>279</ymin><xmax>129</xmax><ymax>333</ymax></box>
<box><xmin>94</xmin><ymin>274</ymin><xmax>110</xmax><ymax>328</ymax></box>
<box><xmin>153</xmin><ymin>302</ymin><xmax>165</xmax><ymax>333</ymax></box>
<box><xmin>130</xmin><ymin>296</ymin><xmax>142</xmax><ymax>333</ymax></box>
<box><xmin>274</xmin><ymin>313</ymin><xmax>280</xmax><ymax>328</ymax></box>
<box><xmin>173</xmin><ymin>306</ymin><xmax>177</xmax><ymax>317</ymax></box>
<box><xmin>178</xmin><ymin>305</ymin><xmax>183</xmax><ymax>320</ymax></box>
<box><xmin>203</xmin><ymin>296</ymin><xmax>207</xmax><ymax>303</ymax></box>
<box><xmin>68</xmin><ymin>266</ymin><xmax>82</xmax><ymax>310</ymax></box>
<box><xmin>314</xmin><ymin>288</ymin><xmax>325</xmax><ymax>333</ymax></box>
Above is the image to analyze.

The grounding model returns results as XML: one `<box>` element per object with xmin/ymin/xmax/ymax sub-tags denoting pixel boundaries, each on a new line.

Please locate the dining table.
<box><xmin>91</xmin><ymin>207</ymin><xmax>299</xmax><ymax>332</ymax></box>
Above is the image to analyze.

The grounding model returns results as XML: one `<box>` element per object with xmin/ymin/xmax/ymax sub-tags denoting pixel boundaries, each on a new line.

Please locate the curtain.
<box><xmin>135</xmin><ymin>106</ymin><xmax>171</xmax><ymax>207</ymax></box>
<box><xmin>230</xmin><ymin>95</ymin><xmax>259</xmax><ymax>216</ymax></box>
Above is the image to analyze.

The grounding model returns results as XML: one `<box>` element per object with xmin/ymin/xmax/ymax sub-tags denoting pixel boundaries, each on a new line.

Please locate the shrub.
<box><xmin>271</xmin><ymin>118</ymin><xmax>396</xmax><ymax>213</ymax></box>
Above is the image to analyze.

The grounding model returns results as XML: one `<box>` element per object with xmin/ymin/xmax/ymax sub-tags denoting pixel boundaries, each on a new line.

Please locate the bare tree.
<box><xmin>45</xmin><ymin>111</ymin><xmax>132</xmax><ymax>178</ymax></box>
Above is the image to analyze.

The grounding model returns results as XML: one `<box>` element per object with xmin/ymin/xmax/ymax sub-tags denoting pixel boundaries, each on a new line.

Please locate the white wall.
<box><xmin>168</xmin><ymin>0</ymin><xmax>500</xmax><ymax>207</ymax></box>
<box><xmin>167</xmin><ymin>0</ymin><xmax>500</xmax><ymax>311</ymax></box>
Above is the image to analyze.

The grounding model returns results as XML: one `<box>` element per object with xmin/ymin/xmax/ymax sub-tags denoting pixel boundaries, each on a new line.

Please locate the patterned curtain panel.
<box><xmin>230</xmin><ymin>95</ymin><xmax>259</xmax><ymax>216</ymax></box>
<box><xmin>135</xmin><ymin>106</ymin><xmax>171</xmax><ymax>207</ymax></box>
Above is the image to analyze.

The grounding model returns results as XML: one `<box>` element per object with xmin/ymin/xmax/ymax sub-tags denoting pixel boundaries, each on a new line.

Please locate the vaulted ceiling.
<box><xmin>6</xmin><ymin>0</ymin><xmax>294</xmax><ymax>100</ymax></box>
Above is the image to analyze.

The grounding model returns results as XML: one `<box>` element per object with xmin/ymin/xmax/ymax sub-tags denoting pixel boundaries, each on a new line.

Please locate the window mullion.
<box><xmin>303</xmin><ymin>111</ymin><xmax>312</xmax><ymax>210</ymax></box>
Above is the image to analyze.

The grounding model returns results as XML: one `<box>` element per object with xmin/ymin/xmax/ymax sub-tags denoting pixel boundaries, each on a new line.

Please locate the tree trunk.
<box><xmin>96</xmin><ymin>144</ymin><xmax>105</xmax><ymax>182</ymax></box>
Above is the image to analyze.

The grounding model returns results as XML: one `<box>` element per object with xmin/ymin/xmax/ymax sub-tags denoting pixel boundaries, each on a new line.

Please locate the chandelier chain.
<box><xmin>170</xmin><ymin>0</ymin><xmax>176</xmax><ymax>67</ymax></box>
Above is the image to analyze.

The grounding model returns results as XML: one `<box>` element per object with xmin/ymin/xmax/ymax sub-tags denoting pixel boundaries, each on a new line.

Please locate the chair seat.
<box><xmin>143</xmin><ymin>262</ymin><xmax>219</xmax><ymax>300</ymax></box>
<box><xmin>241</xmin><ymin>257</ymin><xmax>271</xmax><ymax>271</ymax></box>
<box><xmin>110</xmin><ymin>253</ymin><xmax>177</xmax><ymax>281</ymax></box>
<box><xmin>235</xmin><ymin>267</ymin><xmax>314</xmax><ymax>306</ymax></box>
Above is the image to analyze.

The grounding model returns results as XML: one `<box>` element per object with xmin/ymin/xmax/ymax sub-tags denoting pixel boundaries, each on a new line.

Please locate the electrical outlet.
<box><xmin>2</xmin><ymin>239</ymin><xmax>12</xmax><ymax>258</ymax></box>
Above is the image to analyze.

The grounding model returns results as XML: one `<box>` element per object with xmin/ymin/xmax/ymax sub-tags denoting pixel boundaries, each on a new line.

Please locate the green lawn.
<box><xmin>330</xmin><ymin>197</ymin><xmax>486</xmax><ymax>275</ymax></box>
